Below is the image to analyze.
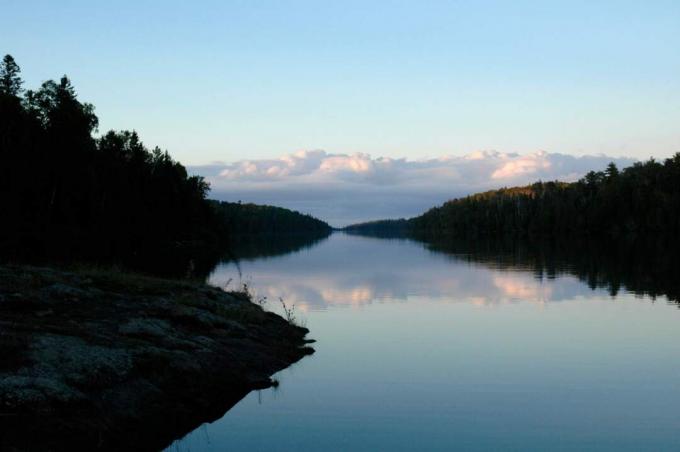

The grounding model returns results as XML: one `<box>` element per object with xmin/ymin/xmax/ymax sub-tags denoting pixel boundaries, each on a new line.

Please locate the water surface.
<box><xmin>168</xmin><ymin>233</ymin><xmax>680</xmax><ymax>451</ymax></box>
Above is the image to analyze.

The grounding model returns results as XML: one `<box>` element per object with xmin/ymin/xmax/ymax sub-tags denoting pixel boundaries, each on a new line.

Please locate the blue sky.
<box><xmin>4</xmin><ymin>0</ymin><xmax>679</xmax><ymax>165</ymax></box>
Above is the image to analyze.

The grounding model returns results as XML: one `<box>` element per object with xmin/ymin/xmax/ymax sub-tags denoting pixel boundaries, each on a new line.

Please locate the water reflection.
<box><xmin>172</xmin><ymin>232</ymin><xmax>680</xmax><ymax>452</ymax></box>
<box><xmin>422</xmin><ymin>236</ymin><xmax>680</xmax><ymax>304</ymax></box>
<box><xmin>209</xmin><ymin>233</ymin><xmax>675</xmax><ymax>310</ymax></box>
<box><xmin>226</xmin><ymin>232</ymin><xmax>331</xmax><ymax>262</ymax></box>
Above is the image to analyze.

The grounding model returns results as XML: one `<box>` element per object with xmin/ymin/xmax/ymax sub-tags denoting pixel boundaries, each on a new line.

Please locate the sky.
<box><xmin>193</xmin><ymin>150</ymin><xmax>635</xmax><ymax>225</ymax></box>
<box><xmin>4</xmin><ymin>1</ymin><xmax>680</xmax><ymax>224</ymax></box>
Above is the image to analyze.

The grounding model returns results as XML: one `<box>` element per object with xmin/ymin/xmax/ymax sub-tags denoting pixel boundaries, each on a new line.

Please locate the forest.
<box><xmin>342</xmin><ymin>219</ymin><xmax>410</xmax><ymax>238</ymax></box>
<box><xmin>346</xmin><ymin>156</ymin><xmax>680</xmax><ymax>241</ymax></box>
<box><xmin>411</xmin><ymin>157</ymin><xmax>680</xmax><ymax>239</ymax></box>
<box><xmin>0</xmin><ymin>55</ymin><xmax>328</xmax><ymax>275</ymax></box>
<box><xmin>211</xmin><ymin>201</ymin><xmax>331</xmax><ymax>236</ymax></box>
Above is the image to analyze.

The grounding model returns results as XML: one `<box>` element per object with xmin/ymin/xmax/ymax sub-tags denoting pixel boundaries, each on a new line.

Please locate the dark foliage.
<box><xmin>410</xmin><ymin>157</ymin><xmax>680</xmax><ymax>240</ymax></box>
<box><xmin>342</xmin><ymin>219</ymin><xmax>410</xmax><ymax>238</ymax></box>
<box><xmin>0</xmin><ymin>55</ymin><xmax>220</xmax><ymax>274</ymax></box>
<box><xmin>0</xmin><ymin>55</ymin><xmax>335</xmax><ymax>276</ymax></box>
<box><xmin>210</xmin><ymin>200</ymin><xmax>331</xmax><ymax>236</ymax></box>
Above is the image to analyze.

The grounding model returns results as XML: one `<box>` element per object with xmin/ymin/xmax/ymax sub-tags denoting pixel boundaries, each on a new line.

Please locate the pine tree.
<box><xmin>0</xmin><ymin>55</ymin><xmax>23</xmax><ymax>96</ymax></box>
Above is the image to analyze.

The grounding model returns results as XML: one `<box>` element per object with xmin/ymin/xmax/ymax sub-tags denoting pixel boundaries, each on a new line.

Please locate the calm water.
<box><xmin>168</xmin><ymin>233</ymin><xmax>680</xmax><ymax>451</ymax></box>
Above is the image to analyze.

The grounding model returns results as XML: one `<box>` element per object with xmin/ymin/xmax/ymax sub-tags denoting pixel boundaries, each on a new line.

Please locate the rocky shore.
<box><xmin>0</xmin><ymin>265</ymin><xmax>314</xmax><ymax>451</ymax></box>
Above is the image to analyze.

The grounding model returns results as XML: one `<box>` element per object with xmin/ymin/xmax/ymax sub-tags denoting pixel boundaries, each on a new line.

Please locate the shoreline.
<box><xmin>0</xmin><ymin>265</ymin><xmax>314</xmax><ymax>451</ymax></box>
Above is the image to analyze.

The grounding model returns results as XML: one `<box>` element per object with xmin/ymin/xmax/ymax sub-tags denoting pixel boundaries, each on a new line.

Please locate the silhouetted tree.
<box><xmin>0</xmin><ymin>54</ymin><xmax>330</xmax><ymax>275</ymax></box>
<box><xmin>0</xmin><ymin>55</ymin><xmax>217</xmax><ymax>274</ymax></box>
<box><xmin>0</xmin><ymin>55</ymin><xmax>22</xmax><ymax>96</ymax></box>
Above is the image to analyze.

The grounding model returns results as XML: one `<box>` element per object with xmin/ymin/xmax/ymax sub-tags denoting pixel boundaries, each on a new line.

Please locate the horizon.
<box><xmin>192</xmin><ymin>149</ymin><xmax>638</xmax><ymax>226</ymax></box>
<box><xmin>6</xmin><ymin>1</ymin><xmax>678</xmax><ymax>225</ymax></box>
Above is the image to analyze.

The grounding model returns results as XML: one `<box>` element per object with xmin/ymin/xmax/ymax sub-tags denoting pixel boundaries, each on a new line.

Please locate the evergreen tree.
<box><xmin>0</xmin><ymin>55</ymin><xmax>22</xmax><ymax>97</ymax></box>
<box><xmin>406</xmin><ymin>157</ymin><xmax>680</xmax><ymax>240</ymax></box>
<box><xmin>0</xmin><ymin>54</ymin><xmax>330</xmax><ymax>275</ymax></box>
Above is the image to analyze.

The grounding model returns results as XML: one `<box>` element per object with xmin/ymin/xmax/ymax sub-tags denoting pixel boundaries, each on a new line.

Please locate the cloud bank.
<box><xmin>191</xmin><ymin>150</ymin><xmax>635</xmax><ymax>226</ymax></box>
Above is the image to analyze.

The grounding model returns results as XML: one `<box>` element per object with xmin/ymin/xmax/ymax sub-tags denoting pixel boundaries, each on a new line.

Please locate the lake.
<box><xmin>167</xmin><ymin>232</ymin><xmax>680</xmax><ymax>451</ymax></box>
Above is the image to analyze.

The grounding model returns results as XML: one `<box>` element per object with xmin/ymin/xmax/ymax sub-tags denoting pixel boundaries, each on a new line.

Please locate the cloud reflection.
<box><xmin>208</xmin><ymin>233</ymin><xmax>606</xmax><ymax>310</ymax></box>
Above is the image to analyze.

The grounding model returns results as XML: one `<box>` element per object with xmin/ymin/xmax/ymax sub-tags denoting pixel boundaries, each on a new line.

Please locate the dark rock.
<box><xmin>0</xmin><ymin>265</ymin><xmax>314</xmax><ymax>451</ymax></box>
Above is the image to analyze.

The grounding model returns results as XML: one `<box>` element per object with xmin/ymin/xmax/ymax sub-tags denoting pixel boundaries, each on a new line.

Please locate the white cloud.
<box><xmin>491</xmin><ymin>151</ymin><xmax>552</xmax><ymax>179</ymax></box>
<box><xmin>190</xmin><ymin>150</ymin><xmax>635</xmax><ymax>226</ymax></box>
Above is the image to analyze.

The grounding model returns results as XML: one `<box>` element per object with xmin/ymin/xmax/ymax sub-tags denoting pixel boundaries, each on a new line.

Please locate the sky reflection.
<box><xmin>208</xmin><ymin>233</ymin><xmax>616</xmax><ymax>310</ymax></box>
<box><xmin>173</xmin><ymin>232</ymin><xmax>680</xmax><ymax>452</ymax></box>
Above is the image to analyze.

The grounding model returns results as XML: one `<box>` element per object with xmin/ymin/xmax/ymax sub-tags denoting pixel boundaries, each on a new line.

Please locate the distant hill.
<box><xmin>210</xmin><ymin>200</ymin><xmax>332</xmax><ymax>236</ymax></box>
<box><xmin>342</xmin><ymin>219</ymin><xmax>410</xmax><ymax>238</ymax></box>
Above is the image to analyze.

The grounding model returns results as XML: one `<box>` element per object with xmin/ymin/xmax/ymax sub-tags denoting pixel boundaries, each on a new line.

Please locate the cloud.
<box><xmin>491</xmin><ymin>151</ymin><xmax>551</xmax><ymax>179</ymax></box>
<box><xmin>190</xmin><ymin>150</ymin><xmax>635</xmax><ymax>226</ymax></box>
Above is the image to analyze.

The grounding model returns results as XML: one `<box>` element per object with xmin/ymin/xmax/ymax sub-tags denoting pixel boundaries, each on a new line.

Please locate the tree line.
<box><xmin>0</xmin><ymin>55</ymin><xmax>330</xmax><ymax>275</ymax></box>
<box><xmin>210</xmin><ymin>201</ymin><xmax>331</xmax><ymax>236</ymax></box>
<box><xmin>410</xmin><ymin>158</ymin><xmax>680</xmax><ymax>239</ymax></box>
<box><xmin>346</xmin><ymin>157</ymin><xmax>680</xmax><ymax>241</ymax></box>
<box><xmin>342</xmin><ymin>219</ymin><xmax>409</xmax><ymax>238</ymax></box>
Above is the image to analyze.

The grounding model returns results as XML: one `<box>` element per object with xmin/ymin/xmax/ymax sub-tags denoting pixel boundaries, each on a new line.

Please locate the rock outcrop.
<box><xmin>0</xmin><ymin>265</ymin><xmax>313</xmax><ymax>451</ymax></box>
